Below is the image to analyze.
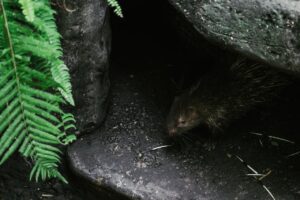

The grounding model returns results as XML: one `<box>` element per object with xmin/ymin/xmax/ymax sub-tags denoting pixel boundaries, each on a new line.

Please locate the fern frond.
<box><xmin>3</xmin><ymin>0</ymin><xmax>74</xmax><ymax>105</ymax></box>
<box><xmin>107</xmin><ymin>0</ymin><xmax>123</xmax><ymax>18</ymax></box>
<box><xmin>18</xmin><ymin>0</ymin><xmax>35</xmax><ymax>22</ymax></box>
<box><xmin>0</xmin><ymin>0</ymin><xmax>76</xmax><ymax>182</ymax></box>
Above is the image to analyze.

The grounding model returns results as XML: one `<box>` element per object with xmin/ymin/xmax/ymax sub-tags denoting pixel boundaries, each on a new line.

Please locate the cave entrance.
<box><xmin>104</xmin><ymin>1</ymin><xmax>300</xmax><ymax>199</ymax></box>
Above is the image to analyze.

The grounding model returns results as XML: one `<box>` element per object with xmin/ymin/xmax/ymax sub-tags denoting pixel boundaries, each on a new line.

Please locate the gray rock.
<box><xmin>168</xmin><ymin>0</ymin><xmax>300</xmax><ymax>73</ymax></box>
<box><xmin>68</xmin><ymin>67</ymin><xmax>300</xmax><ymax>200</ymax></box>
<box><xmin>57</xmin><ymin>0</ymin><xmax>111</xmax><ymax>134</ymax></box>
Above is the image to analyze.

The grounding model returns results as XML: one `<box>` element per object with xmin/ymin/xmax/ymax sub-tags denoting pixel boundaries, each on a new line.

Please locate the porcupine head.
<box><xmin>166</xmin><ymin>89</ymin><xmax>215</xmax><ymax>136</ymax></box>
<box><xmin>166</xmin><ymin>67</ymin><xmax>228</xmax><ymax>137</ymax></box>
<box><xmin>167</xmin><ymin>97</ymin><xmax>198</xmax><ymax>136</ymax></box>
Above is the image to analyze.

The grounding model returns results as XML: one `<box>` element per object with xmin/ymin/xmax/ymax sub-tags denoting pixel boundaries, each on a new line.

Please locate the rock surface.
<box><xmin>168</xmin><ymin>0</ymin><xmax>300</xmax><ymax>73</ymax></box>
<box><xmin>57</xmin><ymin>0</ymin><xmax>111</xmax><ymax>134</ymax></box>
<box><xmin>68</xmin><ymin>64</ymin><xmax>300</xmax><ymax>200</ymax></box>
<box><xmin>66</xmin><ymin>1</ymin><xmax>300</xmax><ymax>199</ymax></box>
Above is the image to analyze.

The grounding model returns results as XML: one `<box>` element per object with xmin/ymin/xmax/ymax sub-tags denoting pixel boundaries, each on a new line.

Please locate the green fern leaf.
<box><xmin>3</xmin><ymin>0</ymin><xmax>75</xmax><ymax>105</ymax></box>
<box><xmin>0</xmin><ymin>130</ymin><xmax>26</xmax><ymax>164</ymax></box>
<box><xmin>107</xmin><ymin>0</ymin><xmax>123</xmax><ymax>17</ymax></box>
<box><xmin>18</xmin><ymin>0</ymin><xmax>35</xmax><ymax>22</ymax></box>
<box><xmin>0</xmin><ymin>0</ymin><xmax>76</xmax><ymax>183</ymax></box>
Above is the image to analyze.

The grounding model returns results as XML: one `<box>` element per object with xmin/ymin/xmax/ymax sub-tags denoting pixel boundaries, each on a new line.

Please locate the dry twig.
<box><xmin>151</xmin><ymin>145</ymin><xmax>172</xmax><ymax>151</ymax></box>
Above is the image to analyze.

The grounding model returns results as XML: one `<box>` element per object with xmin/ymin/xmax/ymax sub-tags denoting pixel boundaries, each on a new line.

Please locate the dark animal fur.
<box><xmin>167</xmin><ymin>59</ymin><xmax>290</xmax><ymax>136</ymax></box>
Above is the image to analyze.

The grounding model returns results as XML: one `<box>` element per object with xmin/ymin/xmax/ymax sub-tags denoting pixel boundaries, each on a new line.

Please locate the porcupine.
<box><xmin>166</xmin><ymin>59</ymin><xmax>290</xmax><ymax>136</ymax></box>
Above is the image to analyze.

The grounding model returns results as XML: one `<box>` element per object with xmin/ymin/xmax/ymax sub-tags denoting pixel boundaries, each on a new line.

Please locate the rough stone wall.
<box><xmin>57</xmin><ymin>0</ymin><xmax>111</xmax><ymax>134</ymax></box>
<box><xmin>169</xmin><ymin>0</ymin><xmax>300</xmax><ymax>73</ymax></box>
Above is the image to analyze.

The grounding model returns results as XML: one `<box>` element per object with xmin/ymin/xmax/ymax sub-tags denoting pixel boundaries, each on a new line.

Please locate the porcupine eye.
<box><xmin>177</xmin><ymin>117</ymin><xmax>187</xmax><ymax>127</ymax></box>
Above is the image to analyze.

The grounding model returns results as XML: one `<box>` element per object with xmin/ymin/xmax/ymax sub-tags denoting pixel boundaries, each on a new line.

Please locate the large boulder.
<box><xmin>57</xmin><ymin>0</ymin><xmax>111</xmax><ymax>134</ymax></box>
<box><xmin>168</xmin><ymin>0</ymin><xmax>300</xmax><ymax>73</ymax></box>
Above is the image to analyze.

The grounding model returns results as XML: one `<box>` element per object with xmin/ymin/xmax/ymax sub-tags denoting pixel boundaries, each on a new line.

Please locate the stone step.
<box><xmin>68</xmin><ymin>68</ymin><xmax>300</xmax><ymax>200</ymax></box>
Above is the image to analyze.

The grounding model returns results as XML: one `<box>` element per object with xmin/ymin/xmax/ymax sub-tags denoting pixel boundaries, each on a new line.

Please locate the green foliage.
<box><xmin>18</xmin><ymin>0</ymin><xmax>35</xmax><ymax>22</ymax></box>
<box><xmin>0</xmin><ymin>0</ymin><xmax>76</xmax><ymax>183</ymax></box>
<box><xmin>107</xmin><ymin>0</ymin><xmax>123</xmax><ymax>17</ymax></box>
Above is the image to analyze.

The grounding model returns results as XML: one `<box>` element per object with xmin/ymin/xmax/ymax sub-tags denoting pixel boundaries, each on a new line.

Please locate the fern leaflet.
<box><xmin>107</xmin><ymin>0</ymin><xmax>123</xmax><ymax>17</ymax></box>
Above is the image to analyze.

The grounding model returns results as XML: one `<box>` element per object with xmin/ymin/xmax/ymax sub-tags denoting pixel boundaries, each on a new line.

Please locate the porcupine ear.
<box><xmin>188</xmin><ymin>106</ymin><xmax>199</xmax><ymax>118</ymax></box>
<box><xmin>189</xmin><ymin>81</ymin><xmax>201</xmax><ymax>95</ymax></box>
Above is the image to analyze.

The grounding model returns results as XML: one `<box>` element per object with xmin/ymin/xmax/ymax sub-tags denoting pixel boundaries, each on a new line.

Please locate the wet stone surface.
<box><xmin>68</xmin><ymin>64</ymin><xmax>300</xmax><ymax>200</ymax></box>
<box><xmin>168</xmin><ymin>0</ymin><xmax>300</xmax><ymax>73</ymax></box>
